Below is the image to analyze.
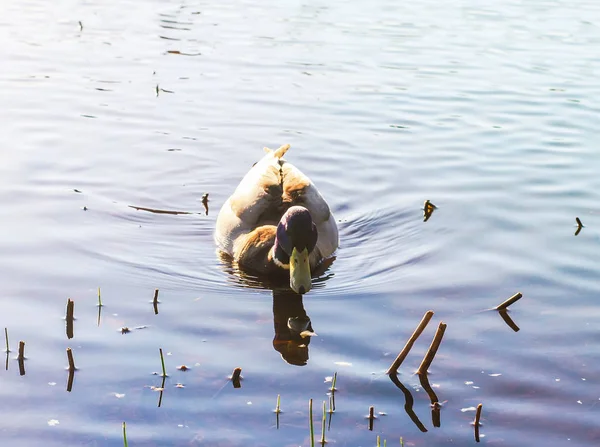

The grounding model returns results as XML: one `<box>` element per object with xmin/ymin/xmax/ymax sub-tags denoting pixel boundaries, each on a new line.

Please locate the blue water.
<box><xmin>1</xmin><ymin>0</ymin><xmax>600</xmax><ymax>445</ymax></box>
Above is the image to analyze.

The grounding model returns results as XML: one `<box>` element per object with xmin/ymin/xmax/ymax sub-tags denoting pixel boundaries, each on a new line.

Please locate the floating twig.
<box><xmin>474</xmin><ymin>403</ymin><xmax>483</xmax><ymax>442</ymax></box>
<box><xmin>320</xmin><ymin>400</ymin><xmax>326</xmax><ymax>445</ymax></box>
<box><xmin>309</xmin><ymin>398</ymin><xmax>315</xmax><ymax>447</ymax></box>
<box><xmin>368</xmin><ymin>406</ymin><xmax>375</xmax><ymax>431</ymax></box>
<box><xmin>231</xmin><ymin>367</ymin><xmax>242</xmax><ymax>388</ymax></box>
<box><xmin>123</xmin><ymin>422</ymin><xmax>128</xmax><ymax>447</ymax></box>
<box><xmin>417</xmin><ymin>322</ymin><xmax>447</xmax><ymax>375</ymax></box>
<box><xmin>159</xmin><ymin>348</ymin><xmax>167</xmax><ymax>377</ymax></box>
<box><xmin>387</xmin><ymin>310</ymin><xmax>434</xmax><ymax>375</ymax></box>
<box><xmin>495</xmin><ymin>292</ymin><xmax>523</xmax><ymax>311</ymax></box>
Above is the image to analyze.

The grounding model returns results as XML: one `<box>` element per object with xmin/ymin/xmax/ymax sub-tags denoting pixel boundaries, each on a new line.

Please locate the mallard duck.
<box><xmin>215</xmin><ymin>144</ymin><xmax>338</xmax><ymax>294</ymax></box>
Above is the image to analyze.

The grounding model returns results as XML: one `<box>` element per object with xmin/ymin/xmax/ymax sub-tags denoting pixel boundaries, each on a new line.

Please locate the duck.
<box><xmin>215</xmin><ymin>144</ymin><xmax>338</xmax><ymax>294</ymax></box>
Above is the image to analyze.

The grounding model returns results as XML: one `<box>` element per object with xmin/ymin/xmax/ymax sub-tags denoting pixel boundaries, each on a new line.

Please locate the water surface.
<box><xmin>1</xmin><ymin>0</ymin><xmax>600</xmax><ymax>445</ymax></box>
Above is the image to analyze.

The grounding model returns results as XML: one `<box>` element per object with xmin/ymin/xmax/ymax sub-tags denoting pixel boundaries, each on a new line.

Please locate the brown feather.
<box><xmin>234</xmin><ymin>225</ymin><xmax>280</xmax><ymax>274</ymax></box>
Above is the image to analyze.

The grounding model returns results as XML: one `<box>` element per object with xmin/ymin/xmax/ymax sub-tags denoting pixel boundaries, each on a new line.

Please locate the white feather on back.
<box><xmin>215</xmin><ymin>145</ymin><xmax>338</xmax><ymax>259</ymax></box>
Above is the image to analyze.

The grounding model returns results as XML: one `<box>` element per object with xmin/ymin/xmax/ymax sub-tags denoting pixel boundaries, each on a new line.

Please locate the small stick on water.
<box><xmin>474</xmin><ymin>403</ymin><xmax>483</xmax><ymax>442</ymax></box>
<box><xmin>18</xmin><ymin>341</ymin><xmax>25</xmax><ymax>360</ymax></box>
<box><xmin>417</xmin><ymin>322</ymin><xmax>447</xmax><ymax>375</ymax></box>
<box><xmin>4</xmin><ymin>328</ymin><xmax>9</xmax><ymax>353</ymax></box>
<box><xmin>231</xmin><ymin>367</ymin><xmax>242</xmax><ymax>388</ymax></box>
<box><xmin>153</xmin><ymin>289</ymin><xmax>159</xmax><ymax>315</ymax></box>
<box><xmin>495</xmin><ymin>292</ymin><xmax>523</xmax><ymax>310</ymax></box>
<box><xmin>576</xmin><ymin>217</ymin><xmax>583</xmax><ymax>228</ymax></box>
<box><xmin>320</xmin><ymin>400</ymin><xmax>326</xmax><ymax>445</ymax></box>
<box><xmin>67</xmin><ymin>347</ymin><xmax>76</xmax><ymax>371</ymax></box>
<box><xmin>66</xmin><ymin>299</ymin><xmax>75</xmax><ymax>339</ymax></box>
<box><xmin>275</xmin><ymin>394</ymin><xmax>281</xmax><ymax>413</ymax></box>
<box><xmin>159</xmin><ymin>348</ymin><xmax>167</xmax><ymax>377</ymax></box>
<box><xmin>309</xmin><ymin>398</ymin><xmax>315</xmax><ymax>447</ymax></box>
<box><xmin>368</xmin><ymin>406</ymin><xmax>375</xmax><ymax>431</ymax></box>
<box><xmin>123</xmin><ymin>421</ymin><xmax>128</xmax><ymax>447</ymax></box>
<box><xmin>98</xmin><ymin>287</ymin><xmax>103</xmax><ymax>307</ymax></box>
<box><xmin>386</xmin><ymin>310</ymin><xmax>435</xmax><ymax>375</ymax></box>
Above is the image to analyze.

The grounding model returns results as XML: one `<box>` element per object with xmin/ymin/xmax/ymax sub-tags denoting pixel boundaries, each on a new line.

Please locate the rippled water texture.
<box><xmin>1</xmin><ymin>0</ymin><xmax>600</xmax><ymax>445</ymax></box>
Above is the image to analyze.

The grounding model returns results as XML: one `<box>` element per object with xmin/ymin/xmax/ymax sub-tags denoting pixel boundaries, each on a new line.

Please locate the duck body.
<box><xmin>215</xmin><ymin>144</ymin><xmax>338</xmax><ymax>293</ymax></box>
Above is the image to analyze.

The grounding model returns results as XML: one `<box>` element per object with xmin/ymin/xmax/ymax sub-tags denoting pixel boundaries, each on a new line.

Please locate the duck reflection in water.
<box><xmin>217</xmin><ymin>252</ymin><xmax>334</xmax><ymax>366</ymax></box>
<box><xmin>272</xmin><ymin>289</ymin><xmax>316</xmax><ymax>366</ymax></box>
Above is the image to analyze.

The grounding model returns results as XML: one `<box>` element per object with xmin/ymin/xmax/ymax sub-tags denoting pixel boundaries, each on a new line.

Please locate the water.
<box><xmin>1</xmin><ymin>0</ymin><xmax>600</xmax><ymax>445</ymax></box>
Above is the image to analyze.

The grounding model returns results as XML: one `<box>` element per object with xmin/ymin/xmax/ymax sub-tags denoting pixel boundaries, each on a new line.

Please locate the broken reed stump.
<box><xmin>495</xmin><ymin>292</ymin><xmax>523</xmax><ymax>311</ymax></box>
<box><xmin>474</xmin><ymin>403</ymin><xmax>483</xmax><ymax>442</ymax></box>
<box><xmin>386</xmin><ymin>310</ymin><xmax>434</xmax><ymax>375</ymax></box>
<box><xmin>417</xmin><ymin>322</ymin><xmax>447</xmax><ymax>376</ymax></box>
<box><xmin>368</xmin><ymin>405</ymin><xmax>375</xmax><ymax>431</ymax></box>
<box><xmin>153</xmin><ymin>289</ymin><xmax>159</xmax><ymax>315</ymax></box>
<box><xmin>66</xmin><ymin>298</ymin><xmax>74</xmax><ymax>339</ymax></box>
<box><xmin>18</xmin><ymin>341</ymin><xmax>25</xmax><ymax>376</ymax></box>
<box><xmin>309</xmin><ymin>398</ymin><xmax>315</xmax><ymax>447</ymax></box>
<box><xmin>231</xmin><ymin>367</ymin><xmax>242</xmax><ymax>388</ymax></box>
<box><xmin>66</xmin><ymin>348</ymin><xmax>76</xmax><ymax>371</ymax></box>
<box><xmin>575</xmin><ymin>217</ymin><xmax>584</xmax><ymax>236</ymax></box>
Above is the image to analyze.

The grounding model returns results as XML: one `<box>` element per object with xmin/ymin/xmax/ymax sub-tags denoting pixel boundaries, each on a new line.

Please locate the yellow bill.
<box><xmin>290</xmin><ymin>247</ymin><xmax>311</xmax><ymax>294</ymax></box>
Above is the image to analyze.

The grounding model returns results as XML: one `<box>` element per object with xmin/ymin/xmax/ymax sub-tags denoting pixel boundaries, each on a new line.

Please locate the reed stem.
<box><xmin>159</xmin><ymin>348</ymin><xmax>167</xmax><ymax>377</ymax></box>
<box><xmin>309</xmin><ymin>398</ymin><xmax>315</xmax><ymax>447</ymax></box>
<box><xmin>18</xmin><ymin>341</ymin><xmax>25</xmax><ymax>360</ymax></box>
<box><xmin>474</xmin><ymin>403</ymin><xmax>483</xmax><ymax>442</ymax></box>
<box><xmin>495</xmin><ymin>292</ymin><xmax>523</xmax><ymax>310</ymax></box>
<box><xmin>320</xmin><ymin>400</ymin><xmax>326</xmax><ymax>445</ymax></box>
<box><xmin>4</xmin><ymin>328</ymin><xmax>8</xmax><ymax>353</ymax></box>
<box><xmin>123</xmin><ymin>422</ymin><xmax>128</xmax><ymax>447</ymax></box>
<box><xmin>417</xmin><ymin>322</ymin><xmax>447</xmax><ymax>375</ymax></box>
<box><xmin>67</xmin><ymin>347</ymin><xmax>76</xmax><ymax>371</ymax></box>
<box><xmin>386</xmin><ymin>310</ymin><xmax>434</xmax><ymax>375</ymax></box>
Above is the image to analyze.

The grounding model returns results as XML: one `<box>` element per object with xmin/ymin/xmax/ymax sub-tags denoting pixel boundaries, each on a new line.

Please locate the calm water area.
<box><xmin>1</xmin><ymin>0</ymin><xmax>600</xmax><ymax>445</ymax></box>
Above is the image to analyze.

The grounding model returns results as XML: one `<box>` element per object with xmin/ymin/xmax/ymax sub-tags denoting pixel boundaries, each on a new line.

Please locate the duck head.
<box><xmin>272</xmin><ymin>206</ymin><xmax>318</xmax><ymax>294</ymax></box>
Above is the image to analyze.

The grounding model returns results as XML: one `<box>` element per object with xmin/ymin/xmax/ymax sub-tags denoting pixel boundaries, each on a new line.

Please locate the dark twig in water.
<box><xmin>575</xmin><ymin>217</ymin><xmax>584</xmax><ymax>236</ymax></box>
<box><xmin>498</xmin><ymin>309</ymin><xmax>520</xmax><ymax>332</ymax></box>
<box><xmin>153</xmin><ymin>289</ymin><xmax>159</xmax><ymax>315</ymax></box>
<box><xmin>495</xmin><ymin>292</ymin><xmax>523</xmax><ymax>310</ymax></box>
<box><xmin>159</xmin><ymin>348</ymin><xmax>167</xmax><ymax>377</ymax></box>
<box><xmin>368</xmin><ymin>406</ymin><xmax>375</xmax><ymax>431</ymax></box>
<box><xmin>67</xmin><ymin>347</ymin><xmax>76</xmax><ymax>372</ymax></box>
<box><xmin>202</xmin><ymin>193</ymin><xmax>209</xmax><ymax>215</ymax></box>
<box><xmin>386</xmin><ymin>310</ymin><xmax>434</xmax><ymax>375</ymax></box>
<box><xmin>417</xmin><ymin>322</ymin><xmax>447</xmax><ymax>376</ymax></box>
<box><xmin>66</xmin><ymin>299</ymin><xmax>74</xmax><ymax>339</ymax></box>
<box><xmin>474</xmin><ymin>403</ymin><xmax>483</xmax><ymax>442</ymax></box>
<box><xmin>129</xmin><ymin>205</ymin><xmax>194</xmax><ymax>215</ymax></box>
<box><xmin>18</xmin><ymin>341</ymin><xmax>25</xmax><ymax>376</ymax></box>
<box><xmin>231</xmin><ymin>367</ymin><xmax>242</xmax><ymax>388</ymax></box>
